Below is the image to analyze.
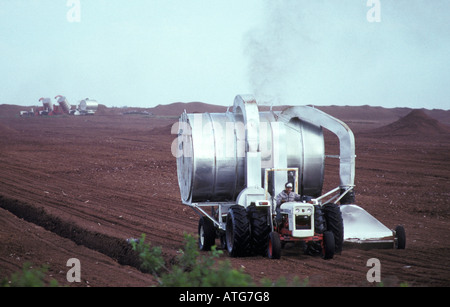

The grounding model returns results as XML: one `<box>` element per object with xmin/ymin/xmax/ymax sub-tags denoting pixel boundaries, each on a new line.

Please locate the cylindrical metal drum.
<box><xmin>55</xmin><ymin>96</ymin><xmax>71</xmax><ymax>114</ymax></box>
<box><xmin>177</xmin><ymin>106</ymin><xmax>325</xmax><ymax>204</ymax></box>
<box><xmin>284</xmin><ymin>117</ymin><xmax>325</xmax><ymax>197</ymax></box>
<box><xmin>177</xmin><ymin>111</ymin><xmax>245</xmax><ymax>203</ymax></box>
<box><xmin>79</xmin><ymin>99</ymin><xmax>98</xmax><ymax>112</ymax></box>
<box><xmin>41</xmin><ymin>98</ymin><xmax>53</xmax><ymax>112</ymax></box>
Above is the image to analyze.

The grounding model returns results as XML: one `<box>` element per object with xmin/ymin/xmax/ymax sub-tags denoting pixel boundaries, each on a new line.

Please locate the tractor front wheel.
<box><xmin>321</xmin><ymin>231</ymin><xmax>335</xmax><ymax>260</ymax></box>
<box><xmin>267</xmin><ymin>232</ymin><xmax>281</xmax><ymax>259</ymax></box>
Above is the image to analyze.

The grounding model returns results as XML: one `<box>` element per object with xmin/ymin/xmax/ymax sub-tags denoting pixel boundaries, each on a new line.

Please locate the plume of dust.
<box><xmin>243</xmin><ymin>0</ymin><xmax>367</xmax><ymax>107</ymax></box>
<box><xmin>244</xmin><ymin>0</ymin><xmax>450</xmax><ymax>109</ymax></box>
<box><xmin>243</xmin><ymin>0</ymin><xmax>315</xmax><ymax>107</ymax></box>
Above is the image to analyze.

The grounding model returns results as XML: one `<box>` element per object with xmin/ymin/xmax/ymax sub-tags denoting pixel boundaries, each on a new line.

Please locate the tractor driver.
<box><xmin>275</xmin><ymin>182</ymin><xmax>302</xmax><ymax>223</ymax></box>
<box><xmin>276</xmin><ymin>182</ymin><xmax>302</xmax><ymax>207</ymax></box>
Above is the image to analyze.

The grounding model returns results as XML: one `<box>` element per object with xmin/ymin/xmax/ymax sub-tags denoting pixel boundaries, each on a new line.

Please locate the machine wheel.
<box><xmin>267</xmin><ymin>232</ymin><xmax>281</xmax><ymax>259</ymax></box>
<box><xmin>226</xmin><ymin>205</ymin><xmax>251</xmax><ymax>257</ymax></box>
<box><xmin>247</xmin><ymin>206</ymin><xmax>271</xmax><ymax>256</ymax></box>
<box><xmin>394</xmin><ymin>225</ymin><xmax>406</xmax><ymax>249</ymax></box>
<box><xmin>198</xmin><ymin>216</ymin><xmax>216</xmax><ymax>251</ymax></box>
<box><xmin>323</xmin><ymin>203</ymin><xmax>344</xmax><ymax>254</ymax></box>
<box><xmin>314</xmin><ymin>205</ymin><xmax>326</xmax><ymax>234</ymax></box>
<box><xmin>321</xmin><ymin>231</ymin><xmax>335</xmax><ymax>260</ymax></box>
<box><xmin>219</xmin><ymin>232</ymin><xmax>227</xmax><ymax>250</ymax></box>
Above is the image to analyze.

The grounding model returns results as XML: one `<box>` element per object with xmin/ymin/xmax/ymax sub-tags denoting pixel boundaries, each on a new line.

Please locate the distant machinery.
<box><xmin>38</xmin><ymin>97</ymin><xmax>54</xmax><ymax>115</ymax></box>
<box><xmin>55</xmin><ymin>95</ymin><xmax>71</xmax><ymax>114</ymax></box>
<box><xmin>22</xmin><ymin>96</ymin><xmax>99</xmax><ymax>116</ymax></box>
<box><xmin>78</xmin><ymin>98</ymin><xmax>98</xmax><ymax>115</ymax></box>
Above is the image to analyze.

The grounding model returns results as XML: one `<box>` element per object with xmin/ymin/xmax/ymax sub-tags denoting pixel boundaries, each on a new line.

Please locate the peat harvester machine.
<box><xmin>175</xmin><ymin>95</ymin><xmax>406</xmax><ymax>260</ymax></box>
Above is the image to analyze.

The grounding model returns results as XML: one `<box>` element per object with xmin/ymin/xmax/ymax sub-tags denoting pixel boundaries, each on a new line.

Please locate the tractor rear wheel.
<box><xmin>323</xmin><ymin>203</ymin><xmax>344</xmax><ymax>254</ymax></box>
<box><xmin>267</xmin><ymin>232</ymin><xmax>281</xmax><ymax>259</ymax></box>
<box><xmin>226</xmin><ymin>205</ymin><xmax>251</xmax><ymax>257</ymax></box>
<box><xmin>198</xmin><ymin>216</ymin><xmax>216</xmax><ymax>251</ymax></box>
<box><xmin>321</xmin><ymin>231</ymin><xmax>335</xmax><ymax>260</ymax></box>
<box><xmin>247</xmin><ymin>205</ymin><xmax>271</xmax><ymax>256</ymax></box>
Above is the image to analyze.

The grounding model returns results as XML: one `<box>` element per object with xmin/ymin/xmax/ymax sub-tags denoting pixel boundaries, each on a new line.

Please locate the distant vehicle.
<box><xmin>78</xmin><ymin>98</ymin><xmax>98</xmax><ymax>115</ymax></box>
<box><xmin>25</xmin><ymin>96</ymin><xmax>99</xmax><ymax>116</ymax></box>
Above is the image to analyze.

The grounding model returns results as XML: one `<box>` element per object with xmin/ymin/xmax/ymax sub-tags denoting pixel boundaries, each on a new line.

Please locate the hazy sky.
<box><xmin>1</xmin><ymin>0</ymin><xmax>449</xmax><ymax>109</ymax></box>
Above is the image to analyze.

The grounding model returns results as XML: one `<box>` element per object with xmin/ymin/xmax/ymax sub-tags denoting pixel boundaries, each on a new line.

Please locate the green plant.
<box><xmin>131</xmin><ymin>233</ymin><xmax>254</xmax><ymax>286</ymax></box>
<box><xmin>1</xmin><ymin>262</ymin><xmax>58</xmax><ymax>287</ymax></box>
<box><xmin>131</xmin><ymin>233</ymin><xmax>313</xmax><ymax>287</ymax></box>
<box><xmin>130</xmin><ymin>233</ymin><xmax>168</xmax><ymax>278</ymax></box>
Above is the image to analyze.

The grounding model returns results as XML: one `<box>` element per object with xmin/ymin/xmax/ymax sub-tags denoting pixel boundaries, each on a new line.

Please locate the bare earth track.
<box><xmin>0</xmin><ymin>104</ymin><xmax>449</xmax><ymax>287</ymax></box>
